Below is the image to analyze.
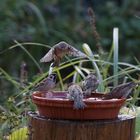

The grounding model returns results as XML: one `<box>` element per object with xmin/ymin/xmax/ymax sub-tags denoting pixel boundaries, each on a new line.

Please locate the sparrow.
<box><xmin>102</xmin><ymin>82</ymin><xmax>137</xmax><ymax>100</ymax></box>
<box><xmin>67</xmin><ymin>83</ymin><xmax>86</xmax><ymax>109</ymax></box>
<box><xmin>82</xmin><ymin>73</ymin><xmax>99</xmax><ymax>96</ymax></box>
<box><xmin>40</xmin><ymin>41</ymin><xmax>87</xmax><ymax>67</ymax></box>
<box><xmin>33</xmin><ymin>73</ymin><xmax>57</xmax><ymax>92</ymax></box>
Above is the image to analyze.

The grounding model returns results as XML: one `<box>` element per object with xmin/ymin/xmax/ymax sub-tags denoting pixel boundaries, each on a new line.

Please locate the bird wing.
<box><xmin>34</xmin><ymin>78</ymin><xmax>49</xmax><ymax>90</ymax></box>
<box><xmin>55</xmin><ymin>41</ymin><xmax>87</xmax><ymax>58</ymax></box>
<box><xmin>40</xmin><ymin>48</ymin><xmax>54</xmax><ymax>62</ymax></box>
<box><xmin>105</xmin><ymin>82</ymin><xmax>136</xmax><ymax>99</ymax></box>
<box><xmin>68</xmin><ymin>46</ymin><xmax>87</xmax><ymax>58</ymax></box>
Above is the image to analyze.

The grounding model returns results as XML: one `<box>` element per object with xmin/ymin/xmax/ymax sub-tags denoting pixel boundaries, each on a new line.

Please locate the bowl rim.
<box><xmin>32</xmin><ymin>91</ymin><xmax>126</xmax><ymax>107</ymax></box>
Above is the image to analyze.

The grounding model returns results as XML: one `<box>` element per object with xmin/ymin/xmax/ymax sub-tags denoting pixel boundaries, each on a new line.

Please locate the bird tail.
<box><xmin>73</xmin><ymin>98</ymin><xmax>86</xmax><ymax>109</ymax></box>
<box><xmin>121</xmin><ymin>82</ymin><xmax>138</xmax><ymax>98</ymax></box>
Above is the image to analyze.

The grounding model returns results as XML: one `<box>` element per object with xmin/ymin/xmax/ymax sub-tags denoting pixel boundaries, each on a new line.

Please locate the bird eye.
<box><xmin>50</xmin><ymin>75</ymin><xmax>53</xmax><ymax>79</ymax></box>
<box><xmin>50</xmin><ymin>75</ymin><xmax>56</xmax><ymax>80</ymax></box>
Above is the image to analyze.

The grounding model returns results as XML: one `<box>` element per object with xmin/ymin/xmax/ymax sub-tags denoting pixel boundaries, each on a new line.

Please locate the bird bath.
<box><xmin>32</xmin><ymin>41</ymin><xmax>136</xmax><ymax>120</ymax></box>
<box><xmin>32</xmin><ymin>91</ymin><xmax>125</xmax><ymax>120</ymax></box>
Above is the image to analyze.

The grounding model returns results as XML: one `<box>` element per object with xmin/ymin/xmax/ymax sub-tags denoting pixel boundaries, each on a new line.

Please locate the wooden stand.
<box><xmin>28</xmin><ymin>112</ymin><xmax>135</xmax><ymax>140</ymax></box>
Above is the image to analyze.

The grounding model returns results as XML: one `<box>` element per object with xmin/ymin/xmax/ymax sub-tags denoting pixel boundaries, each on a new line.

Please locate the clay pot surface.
<box><xmin>32</xmin><ymin>91</ymin><xmax>125</xmax><ymax>120</ymax></box>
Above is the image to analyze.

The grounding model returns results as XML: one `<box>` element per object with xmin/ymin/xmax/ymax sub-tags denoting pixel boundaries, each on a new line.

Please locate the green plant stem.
<box><xmin>14</xmin><ymin>72</ymin><xmax>49</xmax><ymax>98</ymax></box>
<box><xmin>113</xmin><ymin>28</ymin><xmax>119</xmax><ymax>86</ymax></box>
<box><xmin>55</xmin><ymin>68</ymin><xmax>64</xmax><ymax>91</ymax></box>
<box><xmin>83</xmin><ymin>43</ymin><xmax>104</xmax><ymax>92</ymax></box>
<box><xmin>14</xmin><ymin>40</ymin><xmax>42</xmax><ymax>73</ymax></box>
<box><xmin>0</xmin><ymin>68</ymin><xmax>20</xmax><ymax>88</ymax></box>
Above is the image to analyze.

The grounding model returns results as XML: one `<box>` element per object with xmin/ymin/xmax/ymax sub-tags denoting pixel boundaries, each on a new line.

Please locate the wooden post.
<box><xmin>28</xmin><ymin>112</ymin><xmax>135</xmax><ymax>140</ymax></box>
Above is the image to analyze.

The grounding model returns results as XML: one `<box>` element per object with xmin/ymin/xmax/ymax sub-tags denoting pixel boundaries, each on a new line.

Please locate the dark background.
<box><xmin>0</xmin><ymin>0</ymin><xmax>140</xmax><ymax>102</ymax></box>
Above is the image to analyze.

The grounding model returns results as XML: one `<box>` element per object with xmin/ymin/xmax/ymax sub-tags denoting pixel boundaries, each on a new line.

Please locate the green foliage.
<box><xmin>120</xmin><ymin>107</ymin><xmax>140</xmax><ymax>139</ymax></box>
<box><xmin>0</xmin><ymin>0</ymin><xmax>140</xmax><ymax>139</ymax></box>
<box><xmin>9</xmin><ymin>127</ymin><xmax>28</xmax><ymax>140</ymax></box>
<box><xmin>1</xmin><ymin>0</ymin><xmax>140</xmax><ymax>72</ymax></box>
<box><xmin>0</xmin><ymin>39</ymin><xmax>140</xmax><ymax>138</ymax></box>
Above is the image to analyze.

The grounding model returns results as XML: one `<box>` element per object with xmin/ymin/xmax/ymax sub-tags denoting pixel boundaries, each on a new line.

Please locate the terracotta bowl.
<box><xmin>32</xmin><ymin>91</ymin><xmax>125</xmax><ymax>120</ymax></box>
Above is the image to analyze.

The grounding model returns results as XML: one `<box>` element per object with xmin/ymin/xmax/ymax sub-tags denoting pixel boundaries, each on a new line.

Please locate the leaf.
<box><xmin>74</xmin><ymin>66</ymin><xmax>85</xmax><ymax>79</ymax></box>
<box><xmin>83</xmin><ymin>43</ymin><xmax>93</xmax><ymax>57</ymax></box>
<box><xmin>82</xmin><ymin>43</ymin><xmax>104</xmax><ymax>92</ymax></box>
<box><xmin>9</xmin><ymin>127</ymin><xmax>28</xmax><ymax>140</ymax></box>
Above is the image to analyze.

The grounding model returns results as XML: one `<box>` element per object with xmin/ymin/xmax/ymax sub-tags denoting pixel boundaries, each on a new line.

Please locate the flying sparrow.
<box><xmin>67</xmin><ymin>83</ymin><xmax>86</xmax><ymax>109</ymax></box>
<box><xmin>40</xmin><ymin>41</ymin><xmax>87</xmax><ymax>67</ymax></box>
<box><xmin>102</xmin><ymin>82</ymin><xmax>137</xmax><ymax>100</ymax></box>
<box><xmin>82</xmin><ymin>73</ymin><xmax>99</xmax><ymax>96</ymax></box>
<box><xmin>33</xmin><ymin>73</ymin><xmax>57</xmax><ymax>92</ymax></box>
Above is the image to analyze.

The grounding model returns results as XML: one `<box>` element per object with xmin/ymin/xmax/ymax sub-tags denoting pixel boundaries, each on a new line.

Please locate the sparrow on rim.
<box><xmin>33</xmin><ymin>73</ymin><xmax>57</xmax><ymax>92</ymax></box>
<box><xmin>40</xmin><ymin>41</ymin><xmax>86</xmax><ymax>67</ymax></box>
<box><xmin>82</xmin><ymin>73</ymin><xmax>99</xmax><ymax>96</ymax></box>
<box><xmin>67</xmin><ymin>83</ymin><xmax>86</xmax><ymax>109</ymax></box>
<box><xmin>102</xmin><ymin>82</ymin><xmax>137</xmax><ymax>100</ymax></box>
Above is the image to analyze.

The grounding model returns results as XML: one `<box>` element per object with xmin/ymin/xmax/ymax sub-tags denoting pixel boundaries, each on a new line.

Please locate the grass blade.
<box><xmin>55</xmin><ymin>68</ymin><xmax>64</xmax><ymax>91</ymax></box>
<box><xmin>74</xmin><ymin>66</ymin><xmax>85</xmax><ymax>79</ymax></box>
<box><xmin>0</xmin><ymin>68</ymin><xmax>20</xmax><ymax>88</ymax></box>
<box><xmin>83</xmin><ymin>43</ymin><xmax>104</xmax><ymax>92</ymax></box>
<box><xmin>14</xmin><ymin>40</ymin><xmax>42</xmax><ymax>73</ymax></box>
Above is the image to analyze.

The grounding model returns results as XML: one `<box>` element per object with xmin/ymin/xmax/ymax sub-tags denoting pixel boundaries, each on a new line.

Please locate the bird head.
<box><xmin>67</xmin><ymin>82</ymin><xmax>75</xmax><ymax>88</ymax></box>
<box><xmin>49</xmin><ymin>73</ymin><xmax>57</xmax><ymax>83</ymax></box>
